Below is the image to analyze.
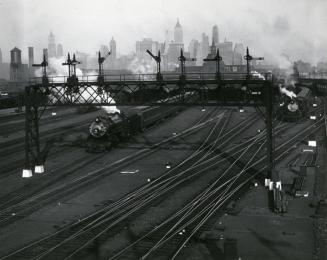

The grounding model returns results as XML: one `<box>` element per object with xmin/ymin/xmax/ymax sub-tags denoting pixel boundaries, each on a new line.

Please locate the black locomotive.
<box><xmin>277</xmin><ymin>86</ymin><xmax>311</xmax><ymax>122</ymax></box>
<box><xmin>86</xmin><ymin>106</ymin><xmax>182</xmax><ymax>152</ymax></box>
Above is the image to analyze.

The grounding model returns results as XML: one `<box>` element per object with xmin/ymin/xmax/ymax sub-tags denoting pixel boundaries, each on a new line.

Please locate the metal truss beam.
<box><xmin>23</xmin><ymin>72</ymin><xmax>277</xmax><ymax>209</ymax></box>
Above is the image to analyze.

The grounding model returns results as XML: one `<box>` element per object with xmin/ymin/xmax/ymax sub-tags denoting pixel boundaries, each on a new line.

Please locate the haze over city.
<box><xmin>1</xmin><ymin>0</ymin><xmax>327</xmax><ymax>66</ymax></box>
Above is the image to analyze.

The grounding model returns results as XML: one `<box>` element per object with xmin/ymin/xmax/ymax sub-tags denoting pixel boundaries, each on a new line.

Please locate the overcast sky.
<box><xmin>0</xmin><ymin>0</ymin><xmax>326</xmax><ymax>66</ymax></box>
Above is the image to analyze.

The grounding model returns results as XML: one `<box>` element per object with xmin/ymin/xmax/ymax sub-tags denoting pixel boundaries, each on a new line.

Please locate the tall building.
<box><xmin>109</xmin><ymin>37</ymin><xmax>117</xmax><ymax>59</ymax></box>
<box><xmin>163</xmin><ymin>30</ymin><xmax>170</xmax><ymax>55</ymax></box>
<box><xmin>188</xmin><ymin>39</ymin><xmax>199</xmax><ymax>59</ymax></box>
<box><xmin>57</xmin><ymin>44</ymin><xmax>64</xmax><ymax>57</ymax></box>
<box><xmin>201</xmin><ymin>33</ymin><xmax>210</xmax><ymax>60</ymax></box>
<box><xmin>217</xmin><ymin>38</ymin><xmax>233</xmax><ymax>65</ymax></box>
<box><xmin>167</xmin><ymin>42</ymin><xmax>184</xmax><ymax>64</ymax></box>
<box><xmin>233</xmin><ymin>43</ymin><xmax>244</xmax><ymax>65</ymax></box>
<box><xmin>174</xmin><ymin>19</ymin><xmax>183</xmax><ymax>43</ymax></box>
<box><xmin>10</xmin><ymin>47</ymin><xmax>22</xmax><ymax>81</ymax></box>
<box><xmin>210</xmin><ymin>38</ymin><xmax>217</xmax><ymax>56</ymax></box>
<box><xmin>0</xmin><ymin>48</ymin><xmax>10</xmax><ymax>80</ymax></box>
<box><xmin>48</xmin><ymin>31</ymin><xmax>56</xmax><ymax>58</ymax></box>
<box><xmin>212</xmin><ymin>25</ymin><xmax>219</xmax><ymax>46</ymax></box>
<box><xmin>136</xmin><ymin>38</ymin><xmax>159</xmax><ymax>59</ymax></box>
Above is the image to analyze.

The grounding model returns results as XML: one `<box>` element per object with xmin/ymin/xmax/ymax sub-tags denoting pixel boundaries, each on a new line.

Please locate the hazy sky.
<box><xmin>0</xmin><ymin>0</ymin><xmax>326</xmax><ymax>66</ymax></box>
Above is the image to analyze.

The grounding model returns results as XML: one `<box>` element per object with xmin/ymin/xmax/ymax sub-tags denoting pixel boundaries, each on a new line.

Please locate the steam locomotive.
<box><xmin>86</xmin><ymin>106</ymin><xmax>182</xmax><ymax>152</ymax></box>
<box><xmin>277</xmin><ymin>86</ymin><xmax>312</xmax><ymax>122</ymax></box>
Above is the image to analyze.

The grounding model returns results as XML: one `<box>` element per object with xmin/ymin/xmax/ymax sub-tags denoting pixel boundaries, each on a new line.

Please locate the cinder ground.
<box><xmin>0</xmin><ymin>106</ymin><xmax>223</xmax><ymax>256</ymax></box>
<box><xmin>188</xmin><ymin>123</ymin><xmax>326</xmax><ymax>260</ymax></box>
<box><xmin>0</xmin><ymin>107</ymin><xmax>325</xmax><ymax>260</ymax></box>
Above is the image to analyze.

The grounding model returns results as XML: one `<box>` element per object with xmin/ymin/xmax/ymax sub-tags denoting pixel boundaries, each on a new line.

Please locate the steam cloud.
<box><xmin>278</xmin><ymin>83</ymin><xmax>296</xmax><ymax>99</ymax></box>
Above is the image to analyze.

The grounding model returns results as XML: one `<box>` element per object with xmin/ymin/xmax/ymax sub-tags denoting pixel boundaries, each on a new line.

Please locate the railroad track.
<box><xmin>109</xmin><ymin>119</ymin><xmax>325</xmax><ymax>260</ymax></box>
<box><xmin>0</xmin><ymin>107</ymin><xmax>224</xmax><ymax>230</ymax></box>
<box><xmin>0</xmin><ymin>110</ymin><xmax>263</xmax><ymax>259</ymax></box>
<box><xmin>3</xmin><ymin>112</ymin><xmax>323</xmax><ymax>259</ymax></box>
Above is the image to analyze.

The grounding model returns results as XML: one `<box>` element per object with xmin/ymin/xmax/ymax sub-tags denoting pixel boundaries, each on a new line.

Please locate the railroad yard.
<box><xmin>2</xmin><ymin>1</ymin><xmax>327</xmax><ymax>259</ymax></box>
<box><xmin>0</xmin><ymin>99</ymin><xmax>326</xmax><ymax>260</ymax></box>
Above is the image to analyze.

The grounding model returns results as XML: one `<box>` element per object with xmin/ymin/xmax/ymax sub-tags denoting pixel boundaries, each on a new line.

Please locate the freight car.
<box><xmin>277</xmin><ymin>86</ymin><xmax>311</xmax><ymax>122</ymax></box>
<box><xmin>86</xmin><ymin>106</ymin><xmax>182</xmax><ymax>152</ymax></box>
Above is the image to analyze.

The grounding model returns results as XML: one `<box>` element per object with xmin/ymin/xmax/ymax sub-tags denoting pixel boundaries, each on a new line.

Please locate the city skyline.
<box><xmin>0</xmin><ymin>0</ymin><xmax>327</xmax><ymax>66</ymax></box>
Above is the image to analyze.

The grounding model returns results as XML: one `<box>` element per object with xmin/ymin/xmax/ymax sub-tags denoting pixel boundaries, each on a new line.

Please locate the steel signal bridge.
<box><xmin>23</xmin><ymin>48</ymin><xmax>280</xmax><ymax>210</ymax></box>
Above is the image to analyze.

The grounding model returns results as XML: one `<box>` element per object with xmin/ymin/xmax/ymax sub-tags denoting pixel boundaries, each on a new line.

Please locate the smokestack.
<box><xmin>28</xmin><ymin>47</ymin><xmax>35</xmax><ymax>77</ymax></box>
<box><xmin>28</xmin><ymin>47</ymin><xmax>34</xmax><ymax>68</ymax></box>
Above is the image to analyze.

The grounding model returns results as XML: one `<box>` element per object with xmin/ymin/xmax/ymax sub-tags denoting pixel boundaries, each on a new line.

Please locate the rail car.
<box><xmin>0</xmin><ymin>93</ymin><xmax>20</xmax><ymax>109</ymax></box>
<box><xmin>86</xmin><ymin>106</ymin><xmax>182</xmax><ymax>152</ymax></box>
<box><xmin>277</xmin><ymin>86</ymin><xmax>311</xmax><ymax>122</ymax></box>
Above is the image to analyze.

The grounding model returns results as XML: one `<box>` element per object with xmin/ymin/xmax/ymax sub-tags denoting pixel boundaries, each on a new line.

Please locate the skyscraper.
<box><xmin>233</xmin><ymin>43</ymin><xmax>245</xmax><ymax>65</ymax></box>
<box><xmin>48</xmin><ymin>31</ymin><xmax>56</xmax><ymax>58</ymax></box>
<box><xmin>212</xmin><ymin>25</ymin><xmax>219</xmax><ymax>46</ymax></box>
<box><xmin>110</xmin><ymin>37</ymin><xmax>117</xmax><ymax>59</ymax></box>
<box><xmin>210</xmin><ymin>38</ymin><xmax>217</xmax><ymax>56</ymax></box>
<box><xmin>136</xmin><ymin>38</ymin><xmax>159</xmax><ymax>59</ymax></box>
<box><xmin>174</xmin><ymin>19</ymin><xmax>183</xmax><ymax>43</ymax></box>
<box><xmin>0</xmin><ymin>48</ymin><xmax>2</xmax><ymax>64</ymax></box>
<box><xmin>57</xmin><ymin>44</ymin><xmax>64</xmax><ymax>57</ymax></box>
<box><xmin>188</xmin><ymin>39</ymin><xmax>199</xmax><ymax>59</ymax></box>
<box><xmin>217</xmin><ymin>38</ymin><xmax>233</xmax><ymax>65</ymax></box>
<box><xmin>201</xmin><ymin>33</ymin><xmax>210</xmax><ymax>59</ymax></box>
